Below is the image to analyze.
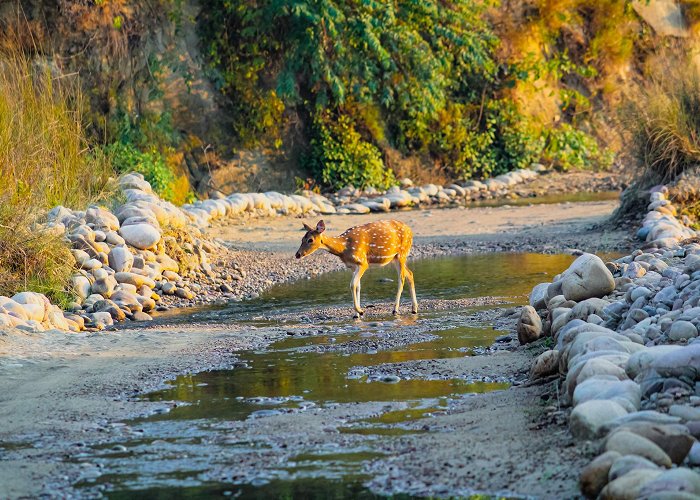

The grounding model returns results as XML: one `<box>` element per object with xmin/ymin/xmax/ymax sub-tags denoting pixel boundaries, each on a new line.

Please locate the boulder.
<box><xmin>529</xmin><ymin>282</ymin><xmax>549</xmax><ymax>310</ymax></box>
<box><xmin>580</xmin><ymin>451</ymin><xmax>621</xmax><ymax>499</ymax></box>
<box><xmin>530</xmin><ymin>350</ymin><xmax>559</xmax><ymax>380</ymax></box>
<box><xmin>573</xmin><ymin>378</ymin><xmax>641</xmax><ymax>413</ymax></box>
<box><xmin>560</xmin><ymin>254</ymin><xmax>615</xmax><ymax>302</ymax></box>
<box><xmin>570</xmin><ymin>400</ymin><xmax>629</xmax><ymax>440</ymax></box>
<box><xmin>517</xmin><ymin>306</ymin><xmax>542</xmax><ymax>344</ymax></box>
<box><xmin>611</xmin><ymin>421</ymin><xmax>694</xmax><ymax>464</ymax></box>
<box><xmin>599</xmin><ymin>469</ymin><xmax>663</xmax><ymax>500</ymax></box>
<box><xmin>604</xmin><ymin>431</ymin><xmax>673</xmax><ymax>467</ymax></box>
<box><xmin>608</xmin><ymin>455</ymin><xmax>660</xmax><ymax>482</ymax></box>
<box><xmin>669</xmin><ymin>320</ymin><xmax>699</xmax><ymax>341</ymax></box>
<box><xmin>108</xmin><ymin>246</ymin><xmax>134</xmax><ymax>273</ymax></box>
<box><xmin>119</xmin><ymin>223</ymin><xmax>161</xmax><ymax>250</ymax></box>
<box><xmin>639</xmin><ymin>468</ymin><xmax>700</xmax><ymax>498</ymax></box>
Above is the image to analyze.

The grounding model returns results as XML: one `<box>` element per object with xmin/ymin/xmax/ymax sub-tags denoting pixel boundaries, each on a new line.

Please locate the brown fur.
<box><xmin>295</xmin><ymin>220</ymin><xmax>418</xmax><ymax>318</ymax></box>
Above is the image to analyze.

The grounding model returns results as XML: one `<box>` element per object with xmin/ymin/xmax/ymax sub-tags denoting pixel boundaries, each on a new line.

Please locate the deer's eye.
<box><xmin>307</xmin><ymin>238</ymin><xmax>313</xmax><ymax>243</ymax></box>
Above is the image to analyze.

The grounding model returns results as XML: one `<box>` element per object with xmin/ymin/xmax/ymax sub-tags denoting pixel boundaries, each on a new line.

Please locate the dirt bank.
<box><xmin>0</xmin><ymin>199</ymin><xmax>624</xmax><ymax>499</ymax></box>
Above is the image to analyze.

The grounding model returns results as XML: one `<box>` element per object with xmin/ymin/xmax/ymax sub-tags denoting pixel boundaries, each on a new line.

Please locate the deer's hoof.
<box><xmin>353</xmin><ymin>310</ymin><xmax>364</xmax><ymax>319</ymax></box>
<box><xmin>392</xmin><ymin>309</ymin><xmax>399</xmax><ymax>315</ymax></box>
<box><xmin>411</xmin><ymin>308</ymin><xmax>418</xmax><ymax>314</ymax></box>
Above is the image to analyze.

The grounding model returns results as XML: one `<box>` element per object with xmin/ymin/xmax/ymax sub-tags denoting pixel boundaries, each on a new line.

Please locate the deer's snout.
<box><xmin>295</xmin><ymin>252</ymin><xmax>301</xmax><ymax>259</ymax></box>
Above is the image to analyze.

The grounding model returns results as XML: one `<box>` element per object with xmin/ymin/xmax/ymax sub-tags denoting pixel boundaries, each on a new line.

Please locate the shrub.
<box><xmin>622</xmin><ymin>59</ymin><xmax>700</xmax><ymax>184</ymax></box>
<box><xmin>543</xmin><ymin>124</ymin><xmax>613</xmax><ymax>171</ymax></box>
<box><xmin>308</xmin><ymin>113</ymin><xmax>395</xmax><ymax>190</ymax></box>
<box><xmin>105</xmin><ymin>141</ymin><xmax>176</xmax><ymax>200</ymax></box>
<box><xmin>0</xmin><ymin>46</ymin><xmax>111</xmax><ymax>302</ymax></box>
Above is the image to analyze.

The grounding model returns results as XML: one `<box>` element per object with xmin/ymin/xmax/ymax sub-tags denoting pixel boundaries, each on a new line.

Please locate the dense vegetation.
<box><xmin>0</xmin><ymin>47</ymin><xmax>111</xmax><ymax>303</ymax></box>
<box><xmin>200</xmin><ymin>0</ymin><xmax>616</xmax><ymax>189</ymax></box>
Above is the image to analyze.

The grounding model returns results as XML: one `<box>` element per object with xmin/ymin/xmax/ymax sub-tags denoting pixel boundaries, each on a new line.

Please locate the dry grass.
<box><xmin>623</xmin><ymin>56</ymin><xmax>700</xmax><ymax>185</ymax></box>
<box><xmin>0</xmin><ymin>44</ymin><xmax>112</xmax><ymax>302</ymax></box>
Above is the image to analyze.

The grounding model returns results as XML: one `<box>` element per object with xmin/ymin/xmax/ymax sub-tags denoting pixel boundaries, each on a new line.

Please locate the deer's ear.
<box><xmin>303</xmin><ymin>223</ymin><xmax>313</xmax><ymax>232</ymax></box>
<box><xmin>316</xmin><ymin>220</ymin><xmax>326</xmax><ymax>233</ymax></box>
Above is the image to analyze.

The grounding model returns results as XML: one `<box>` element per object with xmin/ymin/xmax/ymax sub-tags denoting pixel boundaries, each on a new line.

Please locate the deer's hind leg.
<box><xmin>392</xmin><ymin>258</ymin><xmax>406</xmax><ymax>315</ymax></box>
<box><xmin>404</xmin><ymin>262</ymin><xmax>418</xmax><ymax>314</ymax></box>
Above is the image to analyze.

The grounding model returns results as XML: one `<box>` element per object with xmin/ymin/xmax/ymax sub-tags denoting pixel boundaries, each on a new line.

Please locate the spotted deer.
<box><xmin>295</xmin><ymin>220</ymin><xmax>418</xmax><ymax>318</ymax></box>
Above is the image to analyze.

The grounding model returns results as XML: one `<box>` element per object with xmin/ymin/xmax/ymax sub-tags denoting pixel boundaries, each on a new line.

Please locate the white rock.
<box><xmin>560</xmin><ymin>253</ymin><xmax>615</xmax><ymax>301</ymax></box>
<box><xmin>108</xmin><ymin>245</ymin><xmax>134</xmax><ymax>273</ymax></box>
<box><xmin>570</xmin><ymin>400</ymin><xmax>629</xmax><ymax>440</ymax></box>
<box><xmin>119</xmin><ymin>224</ymin><xmax>161</xmax><ymax>250</ymax></box>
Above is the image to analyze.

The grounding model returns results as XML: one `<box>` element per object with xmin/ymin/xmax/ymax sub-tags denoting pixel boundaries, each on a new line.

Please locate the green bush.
<box><xmin>105</xmin><ymin>141</ymin><xmax>176</xmax><ymax>200</ymax></box>
<box><xmin>308</xmin><ymin>113</ymin><xmax>395</xmax><ymax>190</ymax></box>
<box><xmin>543</xmin><ymin>124</ymin><xmax>613</xmax><ymax>171</ymax></box>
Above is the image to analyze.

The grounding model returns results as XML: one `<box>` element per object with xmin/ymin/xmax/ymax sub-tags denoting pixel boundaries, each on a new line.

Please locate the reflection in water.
<box><xmin>108</xmin><ymin>477</ymin><xmax>418</xmax><ymax>500</ymax></box>
<box><xmin>156</xmin><ymin>252</ymin><xmax>580</xmax><ymax>322</ymax></box>
<box><xmin>85</xmin><ymin>253</ymin><xmax>596</xmax><ymax>497</ymax></box>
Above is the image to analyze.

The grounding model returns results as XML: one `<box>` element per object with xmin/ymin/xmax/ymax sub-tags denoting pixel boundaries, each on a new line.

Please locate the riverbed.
<box><xmin>64</xmin><ymin>252</ymin><xmax>585</xmax><ymax>498</ymax></box>
<box><xmin>0</xmin><ymin>198</ymin><xmax>626</xmax><ymax>498</ymax></box>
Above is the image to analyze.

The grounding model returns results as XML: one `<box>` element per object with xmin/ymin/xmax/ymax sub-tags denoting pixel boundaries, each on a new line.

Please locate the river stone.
<box><xmin>114</xmin><ymin>272</ymin><xmax>156</xmax><ymax>289</ymax></box>
<box><xmin>92</xmin><ymin>299</ymin><xmax>126</xmax><ymax>321</ymax></box>
<box><xmin>88</xmin><ymin>311</ymin><xmax>113</xmax><ymax>330</ymax></box>
<box><xmin>599</xmin><ymin>469</ymin><xmax>663</xmax><ymax>500</ymax></box>
<box><xmin>669</xmin><ymin>320</ymin><xmax>699</xmax><ymax>341</ymax></box>
<box><xmin>85</xmin><ymin>206</ymin><xmax>120</xmax><ymax>231</ymax></box>
<box><xmin>108</xmin><ymin>246</ymin><xmax>134</xmax><ymax>273</ymax></box>
<box><xmin>560</xmin><ymin>253</ymin><xmax>615</xmax><ymax>302</ymax></box>
<box><xmin>652</xmin><ymin>343</ymin><xmax>700</xmax><ymax>379</ymax></box>
<box><xmin>639</xmin><ymin>468</ymin><xmax>700</xmax><ymax>498</ymax></box>
<box><xmin>626</xmin><ymin>345</ymin><xmax>683</xmax><ymax>379</ymax></box>
<box><xmin>580</xmin><ymin>451</ymin><xmax>621</xmax><ymax>498</ymax></box>
<box><xmin>569</xmin><ymin>298</ymin><xmax>610</xmax><ymax>321</ymax></box>
<box><xmin>611</xmin><ymin>421</ymin><xmax>694</xmax><ymax>464</ymax></box>
<box><xmin>576</xmin><ymin>357</ymin><xmax>628</xmax><ymax>387</ymax></box>
<box><xmin>669</xmin><ymin>404</ymin><xmax>700</xmax><ymax>422</ymax></box>
<box><xmin>91</xmin><ymin>276</ymin><xmax>117</xmax><ymax>298</ymax></box>
<box><xmin>604</xmin><ymin>431</ymin><xmax>673</xmax><ymax>467</ymax></box>
<box><xmin>119</xmin><ymin>223</ymin><xmax>161</xmax><ymax>250</ymax></box>
<box><xmin>517</xmin><ymin>306</ymin><xmax>542</xmax><ymax>344</ymax></box>
<box><xmin>573</xmin><ymin>378</ymin><xmax>641</xmax><ymax>413</ymax></box>
<box><xmin>131</xmin><ymin>311</ymin><xmax>153</xmax><ymax>322</ymax></box>
<box><xmin>608</xmin><ymin>455</ymin><xmax>660</xmax><ymax>482</ymax></box>
<box><xmin>530</xmin><ymin>350</ymin><xmax>559</xmax><ymax>380</ymax></box>
<box><xmin>570</xmin><ymin>400</ymin><xmax>629</xmax><ymax>440</ymax></box>
<box><xmin>529</xmin><ymin>283</ymin><xmax>549</xmax><ymax>310</ymax></box>
<box><xmin>71</xmin><ymin>275</ymin><xmax>92</xmax><ymax>302</ymax></box>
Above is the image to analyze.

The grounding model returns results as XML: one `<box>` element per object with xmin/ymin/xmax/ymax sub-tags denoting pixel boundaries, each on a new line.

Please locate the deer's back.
<box><xmin>341</xmin><ymin>220</ymin><xmax>412</xmax><ymax>265</ymax></box>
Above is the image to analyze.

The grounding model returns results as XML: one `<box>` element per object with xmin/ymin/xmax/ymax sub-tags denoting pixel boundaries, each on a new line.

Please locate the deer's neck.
<box><xmin>320</xmin><ymin>234</ymin><xmax>347</xmax><ymax>257</ymax></box>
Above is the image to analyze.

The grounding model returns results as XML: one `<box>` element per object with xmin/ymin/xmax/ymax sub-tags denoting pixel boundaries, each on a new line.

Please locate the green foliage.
<box><xmin>105</xmin><ymin>141</ymin><xmax>176</xmax><ymax>199</ymax></box>
<box><xmin>104</xmin><ymin>110</ymin><xmax>196</xmax><ymax>204</ymax></box>
<box><xmin>201</xmin><ymin>0</ymin><xmax>615</xmax><ymax>186</ymax></box>
<box><xmin>543</xmin><ymin>124</ymin><xmax>613</xmax><ymax>171</ymax></box>
<box><xmin>308</xmin><ymin>113</ymin><xmax>394</xmax><ymax>190</ymax></box>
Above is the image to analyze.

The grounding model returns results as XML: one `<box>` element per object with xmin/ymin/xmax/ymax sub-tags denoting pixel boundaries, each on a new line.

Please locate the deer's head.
<box><xmin>295</xmin><ymin>220</ymin><xmax>325</xmax><ymax>259</ymax></box>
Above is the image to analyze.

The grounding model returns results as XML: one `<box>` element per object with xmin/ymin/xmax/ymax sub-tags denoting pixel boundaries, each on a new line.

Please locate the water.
<box><xmin>78</xmin><ymin>253</ymin><xmax>587</xmax><ymax>498</ymax></box>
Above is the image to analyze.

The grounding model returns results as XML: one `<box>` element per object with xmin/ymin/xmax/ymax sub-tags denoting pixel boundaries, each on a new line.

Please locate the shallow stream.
<box><xmin>80</xmin><ymin>253</ymin><xmax>581</xmax><ymax>498</ymax></box>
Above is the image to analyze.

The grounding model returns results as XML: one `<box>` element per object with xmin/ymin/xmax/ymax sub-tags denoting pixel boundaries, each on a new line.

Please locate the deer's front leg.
<box><xmin>350</xmin><ymin>263</ymin><xmax>367</xmax><ymax>318</ymax></box>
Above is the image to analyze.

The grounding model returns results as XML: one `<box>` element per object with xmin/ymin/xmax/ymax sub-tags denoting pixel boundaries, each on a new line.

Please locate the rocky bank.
<box><xmin>521</xmin><ymin>185</ymin><xmax>700</xmax><ymax>498</ymax></box>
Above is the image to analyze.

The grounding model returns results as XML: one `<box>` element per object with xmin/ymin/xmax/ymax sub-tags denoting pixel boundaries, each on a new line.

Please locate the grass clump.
<box><xmin>623</xmin><ymin>59</ymin><xmax>700</xmax><ymax>185</ymax></box>
<box><xmin>0</xmin><ymin>46</ymin><xmax>112</xmax><ymax>303</ymax></box>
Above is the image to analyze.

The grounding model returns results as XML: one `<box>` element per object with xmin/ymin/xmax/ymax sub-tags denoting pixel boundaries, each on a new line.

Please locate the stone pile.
<box><xmin>182</xmin><ymin>168</ymin><xmax>541</xmax><ymax>224</ymax></box>
<box><xmin>523</xmin><ymin>188</ymin><xmax>700</xmax><ymax>498</ymax></box>
<box><xmin>0</xmin><ymin>173</ymin><xmax>227</xmax><ymax>333</ymax></box>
